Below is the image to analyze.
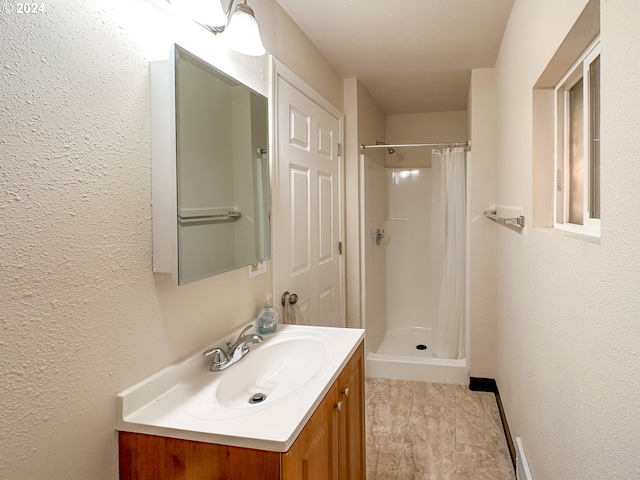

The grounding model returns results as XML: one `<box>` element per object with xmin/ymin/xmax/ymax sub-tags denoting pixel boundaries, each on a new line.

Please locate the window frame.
<box><xmin>554</xmin><ymin>37</ymin><xmax>601</xmax><ymax>237</ymax></box>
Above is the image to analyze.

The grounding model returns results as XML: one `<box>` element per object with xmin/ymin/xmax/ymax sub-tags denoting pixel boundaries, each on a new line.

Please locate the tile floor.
<box><xmin>365</xmin><ymin>377</ymin><xmax>515</xmax><ymax>480</ymax></box>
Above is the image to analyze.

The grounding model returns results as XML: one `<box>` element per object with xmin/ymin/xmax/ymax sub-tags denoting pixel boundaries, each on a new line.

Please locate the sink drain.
<box><xmin>416</xmin><ymin>344</ymin><xmax>427</xmax><ymax>351</ymax></box>
<box><xmin>249</xmin><ymin>393</ymin><xmax>267</xmax><ymax>404</ymax></box>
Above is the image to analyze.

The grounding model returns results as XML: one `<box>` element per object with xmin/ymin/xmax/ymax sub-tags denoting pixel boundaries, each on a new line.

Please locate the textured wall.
<box><xmin>0</xmin><ymin>0</ymin><xmax>342</xmax><ymax>478</ymax></box>
<box><xmin>385</xmin><ymin>111</ymin><xmax>468</xmax><ymax>168</ymax></box>
<box><xmin>343</xmin><ymin>79</ymin><xmax>386</xmax><ymax>331</ymax></box>
<box><xmin>468</xmin><ymin>69</ymin><xmax>498</xmax><ymax>378</ymax></box>
<box><xmin>356</xmin><ymin>82</ymin><xmax>387</xmax><ymax>167</ymax></box>
<box><xmin>494</xmin><ymin>0</ymin><xmax>640</xmax><ymax>478</ymax></box>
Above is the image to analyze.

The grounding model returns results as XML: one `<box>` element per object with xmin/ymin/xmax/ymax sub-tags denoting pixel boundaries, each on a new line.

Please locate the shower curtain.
<box><xmin>430</xmin><ymin>147</ymin><xmax>466</xmax><ymax>359</ymax></box>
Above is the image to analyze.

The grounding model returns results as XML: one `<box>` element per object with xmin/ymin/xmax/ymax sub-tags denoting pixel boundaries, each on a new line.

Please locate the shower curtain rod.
<box><xmin>360</xmin><ymin>141</ymin><xmax>470</xmax><ymax>150</ymax></box>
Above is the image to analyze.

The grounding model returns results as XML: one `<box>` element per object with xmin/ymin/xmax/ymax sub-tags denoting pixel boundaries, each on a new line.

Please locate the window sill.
<box><xmin>533</xmin><ymin>227</ymin><xmax>601</xmax><ymax>245</ymax></box>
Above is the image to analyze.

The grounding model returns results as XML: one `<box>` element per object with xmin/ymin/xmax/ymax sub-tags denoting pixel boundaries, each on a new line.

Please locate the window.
<box><xmin>554</xmin><ymin>38</ymin><xmax>600</xmax><ymax>237</ymax></box>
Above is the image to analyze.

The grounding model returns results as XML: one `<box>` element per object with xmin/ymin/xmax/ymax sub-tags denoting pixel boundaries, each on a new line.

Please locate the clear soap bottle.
<box><xmin>257</xmin><ymin>293</ymin><xmax>278</xmax><ymax>335</ymax></box>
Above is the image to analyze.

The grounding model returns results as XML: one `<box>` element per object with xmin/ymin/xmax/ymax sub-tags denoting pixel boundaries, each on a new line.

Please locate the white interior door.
<box><xmin>275</xmin><ymin>75</ymin><xmax>344</xmax><ymax>327</ymax></box>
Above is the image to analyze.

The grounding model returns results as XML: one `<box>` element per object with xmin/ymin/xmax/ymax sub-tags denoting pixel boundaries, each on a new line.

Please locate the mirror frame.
<box><xmin>150</xmin><ymin>43</ymin><xmax>270</xmax><ymax>284</ymax></box>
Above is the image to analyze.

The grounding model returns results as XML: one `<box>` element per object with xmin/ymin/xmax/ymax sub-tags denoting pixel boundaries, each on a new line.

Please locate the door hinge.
<box><xmin>337</xmin><ymin>143</ymin><xmax>343</xmax><ymax>157</ymax></box>
<box><xmin>338</xmin><ymin>241</ymin><xmax>343</xmax><ymax>255</ymax></box>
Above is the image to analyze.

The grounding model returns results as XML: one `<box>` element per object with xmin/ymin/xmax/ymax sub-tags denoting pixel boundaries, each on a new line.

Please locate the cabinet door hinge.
<box><xmin>338</xmin><ymin>241</ymin><xmax>343</xmax><ymax>255</ymax></box>
<box><xmin>338</xmin><ymin>143</ymin><xmax>343</xmax><ymax>157</ymax></box>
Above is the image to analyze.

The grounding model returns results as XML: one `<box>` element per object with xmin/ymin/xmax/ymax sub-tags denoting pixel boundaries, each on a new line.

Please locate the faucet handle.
<box><xmin>239</xmin><ymin>324</ymin><xmax>254</xmax><ymax>337</ymax></box>
<box><xmin>203</xmin><ymin>347</ymin><xmax>227</xmax><ymax>365</ymax></box>
<box><xmin>226</xmin><ymin>324</ymin><xmax>254</xmax><ymax>350</ymax></box>
<box><xmin>202</xmin><ymin>347</ymin><xmax>224</xmax><ymax>363</ymax></box>
<box><xmin>203</xmin><ymin>346</ymin><xmax>219</xmax><ymax>357</ymax></box>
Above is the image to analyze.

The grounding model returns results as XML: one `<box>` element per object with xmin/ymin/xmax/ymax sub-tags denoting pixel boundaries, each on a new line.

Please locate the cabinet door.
<box><xmin>118</xmin><ymin>432</ymin><xmax>281</xmax><ymax>480</ymax></box>
<box><xmin>338</xmin><ymin>343</ymin><xmax>365</xmax><ymax>480</ymax></box>
<box><xmin>283</xmin><ymin>384</ymin><xmax>339</xmax><ymax>480</ymax></box>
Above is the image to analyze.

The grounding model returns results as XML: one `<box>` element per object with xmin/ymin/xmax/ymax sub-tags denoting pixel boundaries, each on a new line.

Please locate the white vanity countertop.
<box><xmin>116</xmin><ymin>324</ymin><xmax>364</xmax><ymax>452</ymax></box>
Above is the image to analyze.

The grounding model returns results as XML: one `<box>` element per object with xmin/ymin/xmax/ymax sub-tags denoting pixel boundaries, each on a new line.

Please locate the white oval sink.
<box><xmin>117</xmin><ymin>324</ymin><xmax>365</xmax><ymax>451</ymax></box>
<box><xmin>183</xmin><ymin>330</ymin><xmax>333</xmax><ymax>420</ymax></box>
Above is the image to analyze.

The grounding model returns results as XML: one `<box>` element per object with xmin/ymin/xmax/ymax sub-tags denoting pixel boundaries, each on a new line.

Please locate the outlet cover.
<box><xmin>248</xmin><ymin>261</ymin><xmax>266</xmax><ymax>278</ymax></box>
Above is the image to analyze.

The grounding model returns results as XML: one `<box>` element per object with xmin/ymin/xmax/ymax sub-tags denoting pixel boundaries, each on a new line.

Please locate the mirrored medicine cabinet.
<box><xmin>151</xmin><ymin>44</ymin><xmax>270</xmax><ymax>285</ymax></box>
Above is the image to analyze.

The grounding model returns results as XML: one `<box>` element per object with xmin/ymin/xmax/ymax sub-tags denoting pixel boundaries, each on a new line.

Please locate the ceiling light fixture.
<box><xmin>171</xmin><ymin>0</ymin><xmax>266</xmax><ymax>57</ymax></box>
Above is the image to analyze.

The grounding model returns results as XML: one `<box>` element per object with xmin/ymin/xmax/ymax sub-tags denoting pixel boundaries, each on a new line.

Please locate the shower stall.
<box><xmin>360</xmin><ymin>145</ymin><xmax>470</xmax><ymax>384</ymax></box>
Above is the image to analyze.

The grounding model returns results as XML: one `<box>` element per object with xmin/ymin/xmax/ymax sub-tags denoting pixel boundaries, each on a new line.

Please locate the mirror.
<box><xmin>151</xmin><ymin>44</ymin><xmax>270</xmax><ymax>285</ymax></box>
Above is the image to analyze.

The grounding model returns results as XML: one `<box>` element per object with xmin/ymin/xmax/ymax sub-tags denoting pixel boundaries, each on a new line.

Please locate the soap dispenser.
<box><xmin>257</xmin><ymin>294</ymin><xmax>278</xmax><ymax>335</ymax></box>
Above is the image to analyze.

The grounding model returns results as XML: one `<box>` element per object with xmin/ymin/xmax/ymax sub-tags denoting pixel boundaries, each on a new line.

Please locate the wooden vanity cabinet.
<box><xmin>337</xmin><ymin>342</ymin><xmax>366</xmax><ymax>480</ymax></box>
<box><xmin>119</xmin><ymin>433</ymin><xmax>281</xmax><ymax>479</ymax></box>
<box><xmin>281</xmin><ymin>379</ymin><xmax>339</xmax><ymax>479</ymax></box>
<box><xmin>282</xmin><ymin>342</ymin><xmax>365</xmax><ymax>480</ymax></box>
<box><xmin>119</xmin><ymin>341</ymin><xmax>365</xmax><ymax>480</ymax></box>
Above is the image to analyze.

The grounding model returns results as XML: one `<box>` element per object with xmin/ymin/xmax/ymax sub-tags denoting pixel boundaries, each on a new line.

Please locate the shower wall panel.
<box><xmin>362</xmin><ymin>156</ymin><xmax>388</xmax><ymax>352</ymax></box>
<box><xmin>385</xmin><ymin>168</ymin><xmax>436</xmax><ymax>332</ymax></box>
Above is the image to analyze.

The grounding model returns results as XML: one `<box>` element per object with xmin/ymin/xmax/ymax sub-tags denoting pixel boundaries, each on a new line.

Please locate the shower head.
<box><xmin>376</xmin><ymin>140</ymin><xmax>395</xmax><ymax>155</ymax></box>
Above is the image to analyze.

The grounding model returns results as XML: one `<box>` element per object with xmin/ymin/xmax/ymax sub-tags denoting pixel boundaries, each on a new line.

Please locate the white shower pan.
<box><xmin>366</xmin><ymin>326</ymin><xmax>467</xmax><ymax>384</ymax></box>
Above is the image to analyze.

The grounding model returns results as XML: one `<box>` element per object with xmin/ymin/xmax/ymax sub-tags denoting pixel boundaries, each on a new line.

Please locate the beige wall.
<box><xmin>385</xmin><ymin>111</ymin><xmax>468</xmax><ymax>167</ymax></box>
<box><xmin>344</xmin><ymin>79</ymin><xmax>386</xmax><ymax>330</ymax></box>
<box><xmin>0</xmin><ymin>0</ymin><xmax>342</xmax><ymax>478</ymax></box>
<box><xmin>357</xmin><ymin>84</ymin><xmax>387</xmax><ymax>167</ymax></box>
<box><xmin>356</xmin><ymin>83</ymin><xmax>386</xmax><ymax>344</ymax></box>
<box><xmin>494</xmin><ymin>0</ymin><xmax>640</xmax><ymax>478</ymax></box>
<box><xmin>468</xmin><ymin>69</ymin><xmax>498</xmax><ymax>378</ymax></box>
<box><xmin>343</xmin><ymin>78</ymin><xmax>360</xmax><ymax>329</ymax></box>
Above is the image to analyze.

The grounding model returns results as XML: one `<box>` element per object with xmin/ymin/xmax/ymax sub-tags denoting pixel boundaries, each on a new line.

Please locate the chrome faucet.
<box><xmin>203</xmin><ymin>324</ymin><xmax>263</xmax><ymax>372</ymax></box>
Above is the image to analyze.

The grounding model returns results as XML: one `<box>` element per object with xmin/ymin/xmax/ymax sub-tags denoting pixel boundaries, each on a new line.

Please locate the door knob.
<box><xmin>335</xmin><ymin>401</ymin><xmax>344</xmax><ymax>412</ymax></box>
<box><xmin>281</xmin><ymin>291</ymin><xmax>299</xmax><ymax>307</ymax></box>
<box><xmin>341</xmin><ymin>387</ymin><xmax>350</xmax><ymax>398</ymax></box>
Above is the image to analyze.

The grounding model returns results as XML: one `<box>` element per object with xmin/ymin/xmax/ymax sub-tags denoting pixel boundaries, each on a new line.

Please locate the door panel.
<box><xmin>290</xmin><ymin>166</ymin><xmax>311</xmax><ymax>275</ymax></box>
<box><xmin>276</xmin><ymin>77</ymin><xmax>343</xmax><ymax>327</ymax></box>
<box><xmin>318</xmin><ymin>286</ymin><xmax>335</xmax><ymax>326</ymax></box>
<box><xmin>290</xmin><ymin>107</ymin><xmax>311</xmax><ymax>151</ymax></box>
<box><xmin>318</xmin><ymin>172</ymin><xmax>334</xmax><ymax>264</ymax></box>
<box><xmin>318</xmin><ymin>125</ymin><xmax>334</xmax><ymax>158</ymax></box>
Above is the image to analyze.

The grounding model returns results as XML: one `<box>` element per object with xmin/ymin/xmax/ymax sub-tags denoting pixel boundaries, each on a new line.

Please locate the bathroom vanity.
<box><xmin>117</xmin><ymin>325</ymin><xmax>365</xmax><ymax>479</ymax></box>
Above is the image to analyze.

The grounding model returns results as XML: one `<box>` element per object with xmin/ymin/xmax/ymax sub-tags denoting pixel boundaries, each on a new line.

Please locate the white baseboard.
<box><xmin>516</xmin><ymin>437</ymin><xmax>534</xmax><ymax>480</ymax></box>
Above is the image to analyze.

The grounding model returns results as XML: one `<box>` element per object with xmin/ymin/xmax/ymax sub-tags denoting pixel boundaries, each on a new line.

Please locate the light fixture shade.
<box><xmin>224</xmin><ymin>4</ymin><xmax>266</xmax><ymax>56</ymax></box>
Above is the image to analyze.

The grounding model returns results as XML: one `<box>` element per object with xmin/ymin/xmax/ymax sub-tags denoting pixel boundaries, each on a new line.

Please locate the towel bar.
<box><xmin>484</xmin><ymin>210</ymin><xmax>525</xmax><ymax>228</ymax></box>
<box><xmin>178</xmin><ymin>211</ymin><xmax>241</xmax><ymax>224</ymax></box>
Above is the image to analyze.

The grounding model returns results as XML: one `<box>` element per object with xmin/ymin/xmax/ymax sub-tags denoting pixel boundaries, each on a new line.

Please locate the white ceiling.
<box><xmin>274</xmin><ymin>0</ymin><xmax>515</xmax><ymax>114</ymax></box>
